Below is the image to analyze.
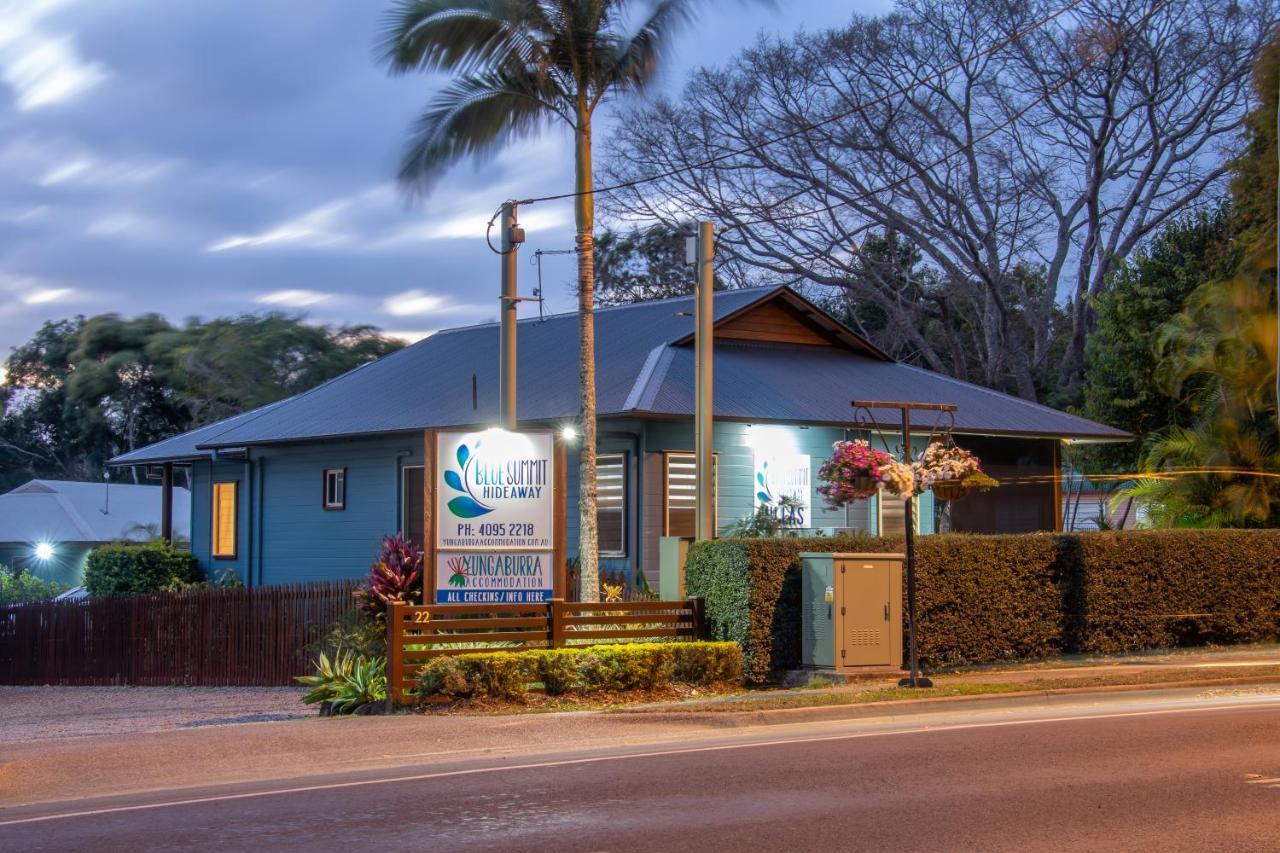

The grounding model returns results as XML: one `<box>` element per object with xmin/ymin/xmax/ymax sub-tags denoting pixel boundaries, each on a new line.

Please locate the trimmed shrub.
<box><xmin>685</xmin><ymin>529</ymin><xmax>1280</xmax><ymax>682</ymax></box>
<box><xmin>83</xmin><ymin>541</ymin><xmax>202</xmax><ymax>597</ymax></box>
<box><xmin>415</xmin><ymin>642</ymin><xmax>742</xmax><ymax>702</ymax></box>
<box><xmin>685</xmin><ymin>535</ymin><xmax>884</xmax><ymax>683</ymax></box>
<box><xmin>671</xmin><ymin>641</ymin><xmax>745</xmax><ymax>685</ymax></box>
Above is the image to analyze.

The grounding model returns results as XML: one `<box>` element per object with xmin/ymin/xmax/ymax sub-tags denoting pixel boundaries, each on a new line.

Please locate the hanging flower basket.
<box><xmin>930</xmin><ymin>479</ymin><xmax>969</xmax><ymax>501</ymax></box>
<box><xmin>850</xmin><ymin>472</ymin><xmax>878</xmax><ymax>494</ymax></box>
<box><xmin>817</xmin><ymin>440</ymin><xmax>894</xmax><ymax>506</ymax></box>
<box><xmin>916</xmin><ymin>441</ymin><xmax>999</xmax><ymax>502</ymax></box>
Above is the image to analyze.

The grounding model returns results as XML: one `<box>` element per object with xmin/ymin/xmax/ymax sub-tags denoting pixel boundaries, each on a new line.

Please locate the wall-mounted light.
<box><xmin>34</xmin><ymin>542</ymin><xmax>54</xmax><ymax>561</ymax></box>
<box><xmin>561</xmin><ymin>425</ymin><xmax>577</xmax><ymax>441</ymax></box>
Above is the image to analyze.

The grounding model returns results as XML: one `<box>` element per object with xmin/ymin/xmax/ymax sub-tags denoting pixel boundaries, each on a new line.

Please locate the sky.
<box><xmin>0</xmin><ymin>0</ymin><xmax>891</xmax><ymax>358</ymax></box>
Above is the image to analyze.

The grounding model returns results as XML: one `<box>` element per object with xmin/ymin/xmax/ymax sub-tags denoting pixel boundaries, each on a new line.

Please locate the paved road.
<box><xmin>4</xmin><ymin>691</ymin><xmax>1280</xmax><ymax>852</ymax></box>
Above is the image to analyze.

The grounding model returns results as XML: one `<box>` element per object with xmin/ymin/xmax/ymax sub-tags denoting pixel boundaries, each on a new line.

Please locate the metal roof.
<box><xmin>112</xmin><ymin>285</ymin><xmax>1127</xmax><ymax>464</ymax></box>
<box><xmin>0</xmin><ymin>480</ymin><xmax>191</xmax><ymax>544</ymax></box>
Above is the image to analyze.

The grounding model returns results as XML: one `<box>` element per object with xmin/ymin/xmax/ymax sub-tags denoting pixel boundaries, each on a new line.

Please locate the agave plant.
<box><xmin>355</xmin><ymin>532</ymin><xmax>423</xmax><ymax>616</ymax></box>
<box><xmin>296</xmin><ymin>648</ymin><xmax>388</xmax><ymax>714</ymax></box>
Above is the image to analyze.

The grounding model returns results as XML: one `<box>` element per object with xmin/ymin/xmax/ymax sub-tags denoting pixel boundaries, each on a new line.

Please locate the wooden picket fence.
<box><xmin>0</xmin><ymin>581</ymin><xmax>360</xmax><ymax>686</ymax></box>
<box><xmin>387</xmin><ymin>598</ymin><xmax>706</xmax><ymax>703</ymax></box>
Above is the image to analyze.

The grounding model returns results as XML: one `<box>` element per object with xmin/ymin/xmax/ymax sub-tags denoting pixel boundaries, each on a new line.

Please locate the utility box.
<box><xmin>801</xmin><ymin>552</ymin><xmax>904</xmax><ymax>673</ymax></box>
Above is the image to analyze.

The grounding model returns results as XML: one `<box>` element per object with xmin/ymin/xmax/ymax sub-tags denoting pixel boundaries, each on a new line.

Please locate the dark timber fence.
<box><xmin>0</xmin><ymin>581</ymin><xmax>360</xmax><ymax>686</ymax></box>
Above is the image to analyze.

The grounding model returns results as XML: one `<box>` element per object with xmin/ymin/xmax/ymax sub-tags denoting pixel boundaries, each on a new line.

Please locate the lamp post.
<box><xmin>852</xmin><ymin>399</ymin><xmax>958</xmax><ymax>689</ymax></box>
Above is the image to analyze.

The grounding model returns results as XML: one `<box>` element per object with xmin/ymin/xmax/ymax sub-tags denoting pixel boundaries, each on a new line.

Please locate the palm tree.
<box><xmin>380</xmin><ymin>0</ymin><xmax>731</xmax><ymax>601</ymax></box>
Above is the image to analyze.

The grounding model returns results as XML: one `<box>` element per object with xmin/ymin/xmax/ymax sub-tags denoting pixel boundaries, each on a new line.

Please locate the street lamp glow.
<box><xmin>34</xmin><ymin>542</ymin><xmax>54</xmax><ymax>561</ymax></box>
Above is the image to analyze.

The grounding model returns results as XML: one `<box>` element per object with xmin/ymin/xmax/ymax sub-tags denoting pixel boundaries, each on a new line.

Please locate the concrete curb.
<box><xmin>615</xmin><ymin>674</ymin><xmax>1280</xmax><ymax>728</ymax></box>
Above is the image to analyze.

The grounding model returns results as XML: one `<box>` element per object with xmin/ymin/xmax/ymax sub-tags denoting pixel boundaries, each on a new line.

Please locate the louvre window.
<box><xmin>323</xmin><ymin>468</ymin><xmax>346</xmax><ymax>510</ymax></box>
<box><xmin>211</xmin><ymin>481</ymin><xmax>237</xmax><ymax>559</ymax></box>
<box><xmin>664</xmin><ymin>452</ymin><xmax>716</xmax><ymax>537</ymax></box>
<box><xmin>597</xmin><ymin>453</ymin><xmax>626</xmax><ymax>556</ymax></box>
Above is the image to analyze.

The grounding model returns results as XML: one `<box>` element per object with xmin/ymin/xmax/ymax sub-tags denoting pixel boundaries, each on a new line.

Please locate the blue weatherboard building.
<box><xmin>112</xmin><ymin>286</ymin><xmax>1129</xmax><ymax>589</ymax></box>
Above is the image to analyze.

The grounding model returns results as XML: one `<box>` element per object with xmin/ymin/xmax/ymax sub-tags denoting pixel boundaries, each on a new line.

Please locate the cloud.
<box><xmin>0</xmin><ymin>1</ymin><xmax>109</xmax><ymax>111</ymax></box>
<box><xmin>382</xmin><ymin>289</ymin><xmax>444</xmax><ymax>317</ymax></box>
<box><xmin>22</xmin><ymin>285</ymin><xmax>74</xmax><ymax>304</ymax></box>
<box><xmin>39</xmin><ymin>155</ymin><xmax>176</xmax><ymax>187</ymax></box>
<box><xmin>382</xmin><ymin>328</ymin><xmax>437</xmax><ymax>343</ymax></box>
<box><xmin>256</xmin><ymin>289</ymin><xmax>332</xmax><ymax>308</ymax></box>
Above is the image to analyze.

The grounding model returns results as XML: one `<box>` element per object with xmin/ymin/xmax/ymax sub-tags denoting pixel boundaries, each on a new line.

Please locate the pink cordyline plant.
<box><xmin>356</xmin><ymin>532</ymin><xmax>423</xmax><ymax>616</ymax></box>
<box><xmin>817</xmin><ymin>439</ymin><xmax>894</xmax><ymax>507</ymax></box>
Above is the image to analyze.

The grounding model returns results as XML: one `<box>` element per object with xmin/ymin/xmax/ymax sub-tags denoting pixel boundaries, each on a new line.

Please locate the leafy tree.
<box><xmin>1121</xmin><ymin>34</ymin><xmax>1278</xmax><ymax>527</ymax></box>
<box><xmin>153</xmin><ymin>315</ymin><xmax>401</xmax><ymax>425</ymax></box>
<box><xmin>1078</xmin><ymin>207</ymin><xmax>1238</xmax><ymax>472</ymax></box>
<box><xmin>1124</xmin><ymin>252</ymin><xmax>1278</xmax><ymax>526</ymax></box>
<box><xmin>380</xmin><ymin>0</ymin><xmax>747</xmax><ymax>601</ymax></box>
<box><xmin>595</xmin><ymin>222</ymin><xmax>697</xmax><ymax>305</ymax></box>
<box><xmin>0</xmin><ymin>564</ymin><xmax>68</xmax><ymax>605</ymax></box>
<box><xmin>602</xmin><ymin>0</ymin><xmax>1273</xmax><ymax>396</ymax></box>
<box><xmin>0</xmin><ymin>314</ymin><xmax>400</xmax><ymax>491</ymax></box>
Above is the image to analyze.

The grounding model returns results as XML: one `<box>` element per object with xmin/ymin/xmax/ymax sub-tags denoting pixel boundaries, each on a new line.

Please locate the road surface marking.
<box><xmin>2</xmin><ymin>696</ymin><xmax>1279</xmax><ymax>829</ymax></box>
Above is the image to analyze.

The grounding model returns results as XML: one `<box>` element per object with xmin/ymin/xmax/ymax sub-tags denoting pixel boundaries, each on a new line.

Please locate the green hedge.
<box><xmin>84</xmin><ymin>541</ymin><xmax>202</xmax><ymax>597</ymax></box>
<box><xmin>416</xmin><ymin>641</ymin><xmax>743</xmax><ymax>702</ymax></box>
<box><xmin>685</xmin><ymin>530</ymin><xmax>1280</xmax><ymax>682</ymax></box>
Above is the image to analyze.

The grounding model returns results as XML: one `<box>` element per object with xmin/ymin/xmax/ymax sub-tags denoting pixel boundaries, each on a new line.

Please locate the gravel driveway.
<box><xmin>0</xmin><ymin>686</ymin><xmax>312</xmax><ymax>742</ymax></box>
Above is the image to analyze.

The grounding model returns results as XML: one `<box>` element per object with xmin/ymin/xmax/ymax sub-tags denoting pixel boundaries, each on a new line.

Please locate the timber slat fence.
<box><xmin>388</xmin><ymin>598</ymin><xmax>706</xmax><ymax>703</ymax></box>
<box><xmin>0</xmin><ymin>581</ymin><xmax>360</xmax><ymax>686</ymax></box>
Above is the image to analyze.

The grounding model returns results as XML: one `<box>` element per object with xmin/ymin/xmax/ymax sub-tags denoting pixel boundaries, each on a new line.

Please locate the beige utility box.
<box><xmin>801</xmin><ymin>552</ymin><xmax>904</xmax><ymax>673</ymax></box>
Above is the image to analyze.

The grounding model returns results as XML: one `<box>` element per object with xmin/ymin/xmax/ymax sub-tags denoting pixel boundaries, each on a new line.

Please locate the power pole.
<box><xmin>692</xmin><ymin>221</ymin><xmax>716</xmax><ymax>541</ymax></box>
<box><xmin>499</xmin><ymin>201</ymin><xmax>524</xmax><ymax>430</ymax></box>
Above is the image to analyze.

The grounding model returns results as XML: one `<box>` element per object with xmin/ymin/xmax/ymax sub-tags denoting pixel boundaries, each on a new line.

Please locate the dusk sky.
<box><xmin>0</xmin><ymin>0</ymin><xmax>891</xmax><ymax>358</ymax></box>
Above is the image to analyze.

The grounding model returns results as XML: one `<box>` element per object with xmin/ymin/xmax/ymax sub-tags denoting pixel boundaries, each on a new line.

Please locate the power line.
<box><xmin>512</xmin><ymin>0</ymin><xmax>1089</xmax><ymax>209</ymax></box>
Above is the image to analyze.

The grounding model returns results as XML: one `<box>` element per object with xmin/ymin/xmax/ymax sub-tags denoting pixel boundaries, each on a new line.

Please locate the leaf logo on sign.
<box><xmin>444</xmin><ymin>442</ymin><xmax>494</xmax><ymax>518</ymax></box>
<box><xmin>756</xmin><ymin>459</ymin><xmax>774</xmax><ymax>504</ymax></box>
<box><xmin>446</xmin><ymin>556</ymin><xmax>469</xmax><ymax>587</ymax></box>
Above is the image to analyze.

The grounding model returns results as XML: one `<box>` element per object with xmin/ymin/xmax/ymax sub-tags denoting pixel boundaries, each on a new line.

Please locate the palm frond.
<box><xmin>397</xmin><ymin>66</ymin><xmax>569</xmax><ymax>191</ymax></box>
<box><xmin>601</xmin><ymin>0</ymin><xmax>691</xmax><ymax>94</ymax></box>
<box><xmin>379</xmin><ymin>0</ymin><xmax>552</xmax><ymax>76</ymax></box>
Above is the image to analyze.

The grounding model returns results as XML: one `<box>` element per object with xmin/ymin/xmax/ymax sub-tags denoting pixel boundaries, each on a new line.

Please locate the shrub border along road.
<box><xmin>684</xmin><ymin>530</ymin><xmax>1280</xmax><ymax>682</ymax></box>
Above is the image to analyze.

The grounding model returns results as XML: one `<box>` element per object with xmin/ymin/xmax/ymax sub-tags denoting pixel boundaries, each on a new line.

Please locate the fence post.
<box><xmin>550</xmin><ymin>599</ymin><xmax>565</xmax><ymax>649</ymax></box>
<box><xmin>387</xmin><ymin>602</ymin><xmax>403</xmax><ymax>712</ymax></box>
<box><xmin>690</xmin><ymin>597</ymin><xmax>707</xmax><ymax>640</ymax></box>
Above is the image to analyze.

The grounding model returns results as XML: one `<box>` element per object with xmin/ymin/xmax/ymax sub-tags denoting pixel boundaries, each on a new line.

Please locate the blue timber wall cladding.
<box><xmin>191</xmin><ymin>434</ymin><xmax>423</xmax><ymax>585</ymax></box>
<box><xmin>566</xmin><ymin>419</ymin><xmax>893</xmax><ymax>585</ymax></box>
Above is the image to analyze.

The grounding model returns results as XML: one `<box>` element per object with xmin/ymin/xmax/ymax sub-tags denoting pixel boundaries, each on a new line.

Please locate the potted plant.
<box><xmin>817</xmin><ymin>440</ymin><xmax>895</xmax><ymax>506</ymax></box>
<box><xmin>915</xmin><ymin>441</ymin><xmax>998</xmax><ymax>501</ymax></box>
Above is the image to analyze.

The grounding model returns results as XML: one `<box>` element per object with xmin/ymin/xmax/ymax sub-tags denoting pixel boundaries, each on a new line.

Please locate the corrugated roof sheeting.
<box><xmin>112</xmin><ymin>285</ymin><xmax>1127</xmax><ymax>463</ymax></box>
<box><xmin>192</xmin><ymin>287</ymin><xmax>776</xmax><ymax>449</ymax></box>
<box><xmin>644</xmin><ymin>343</ymin><xmax>1129</xmax><ymax>439</ymax></box>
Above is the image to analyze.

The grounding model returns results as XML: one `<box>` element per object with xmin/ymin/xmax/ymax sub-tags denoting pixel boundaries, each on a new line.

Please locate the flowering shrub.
<box><xmin>355</xmin><ymin>533</ymin><xmax>423</xmax><ymax>616</ymax></box>
<box><xmin>817</xmin><ymin>440</ymin><xmax>895</xmax><ymax>506</ymax></box>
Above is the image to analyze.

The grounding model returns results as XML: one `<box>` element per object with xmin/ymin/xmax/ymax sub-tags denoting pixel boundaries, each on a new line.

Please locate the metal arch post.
<box><xmin>851</xmin><ymin>399</ymin><xmax>957</xmax><ymax>689</ymax></box>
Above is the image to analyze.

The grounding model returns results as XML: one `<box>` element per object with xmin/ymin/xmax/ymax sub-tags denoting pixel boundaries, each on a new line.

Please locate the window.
<box><xmin>402</xmin><ymin>465</ymin><xmax>424</xmax><ymax>548</ymax></box>
<box><xmin>323</xmin><ymin>468</ymin><xmax>346</xmax><ymax>510</ymax></box>
<box><xmin>664</xmin><ymin>452</ymin><xmax>717</xmax><ymax>537</ymax></box>
<box><xmin>597</xmin><ymin>453</ymin><xmax>627</xmax><ymax>556</ymax></box>
<box><xmin>211</xmin><ymin>481</ymin><xmax>237</xmax><ymax>559</ymax></box>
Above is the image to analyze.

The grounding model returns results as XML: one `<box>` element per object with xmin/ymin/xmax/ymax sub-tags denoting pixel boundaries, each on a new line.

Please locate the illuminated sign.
<box><xmin>753</xmin><ymin>450</ymin><xmax>812</xmax><ymax>528</ymax></box>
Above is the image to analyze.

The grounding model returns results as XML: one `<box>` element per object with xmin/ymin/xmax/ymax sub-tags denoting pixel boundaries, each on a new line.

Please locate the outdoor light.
<box><xmin>561</xmin><ymin>426</ymin><xmax>577</xmax><ymax>441</ymax></box>
<box><xmin>34</xmin><ymin>542</ymin><xmax>54</xmax><ymax>561</ymax></box>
